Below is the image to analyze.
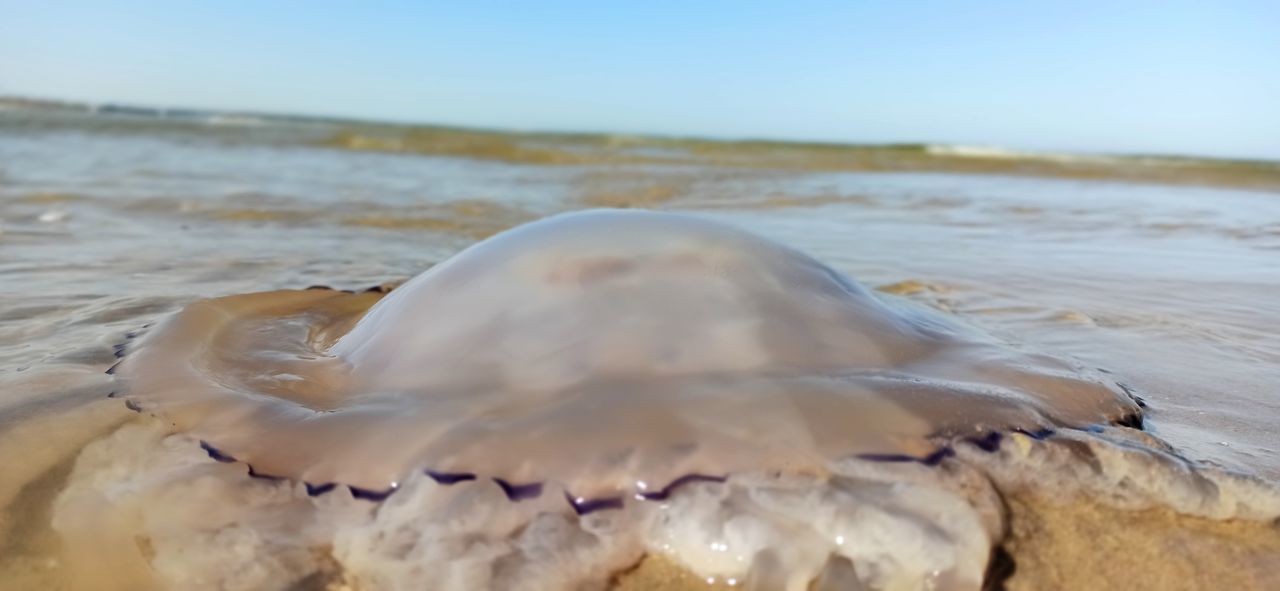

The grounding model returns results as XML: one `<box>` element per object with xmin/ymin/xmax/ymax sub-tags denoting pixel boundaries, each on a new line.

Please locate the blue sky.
<box><xmin>2</xmin><ymin>1</ymin><xmax>1278</xmax><ymax>159</ymax></box>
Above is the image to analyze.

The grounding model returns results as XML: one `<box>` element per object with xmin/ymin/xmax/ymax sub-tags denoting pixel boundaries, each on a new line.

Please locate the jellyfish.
<box><xmin>103</xmin><ymin>208</ymin><xmax>1144</xmax><ymax>590</ymax></box>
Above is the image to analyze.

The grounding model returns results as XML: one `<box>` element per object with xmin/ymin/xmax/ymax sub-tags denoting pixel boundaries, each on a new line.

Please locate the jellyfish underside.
<box><xmin>114</xmin><ymin>209</ymin><xmax>1139</xmax><ymax>502</ymax></box>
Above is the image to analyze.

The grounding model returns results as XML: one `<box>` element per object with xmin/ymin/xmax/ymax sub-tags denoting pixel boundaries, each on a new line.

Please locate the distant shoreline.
<box><xmin>5</xmin><ymin>94</ymin><xmax>1276</xmax><ymax>167</ymax></box>
<box><xmin>5</xmin><ymin>95</ymin><xmax>1279</xmax><ymax>190</ymax></box>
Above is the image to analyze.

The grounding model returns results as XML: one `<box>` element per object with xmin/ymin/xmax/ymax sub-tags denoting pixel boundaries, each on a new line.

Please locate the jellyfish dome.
<box><xmin>115</xmin><ymin>209</ymin><xmax>1138</xmax><ymax>500</ymax></box>
<box><xmin>105</xmin><ymin>209</ymin><xmax>1148</xmax><ymax>589</ymax></box>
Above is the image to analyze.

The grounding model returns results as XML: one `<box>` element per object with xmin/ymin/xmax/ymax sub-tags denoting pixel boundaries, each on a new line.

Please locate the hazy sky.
<box><xmin>2</xmin><ymin>1</ymin><xmax>1278</xmax><ymax>159</ymax></box>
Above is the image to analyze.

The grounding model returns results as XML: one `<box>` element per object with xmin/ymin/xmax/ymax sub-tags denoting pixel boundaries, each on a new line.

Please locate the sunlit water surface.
<box><xmin>2</xmin><ymin>115</ymin><xmax>1278</xmax><ymax>490</ymax></box>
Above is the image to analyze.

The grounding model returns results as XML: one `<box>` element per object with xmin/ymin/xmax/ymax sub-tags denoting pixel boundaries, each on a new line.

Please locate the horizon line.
<box><xmin>3</xmin><ymin>93</ymin><xmax>1277</xmax><ymax>167</ymax></box>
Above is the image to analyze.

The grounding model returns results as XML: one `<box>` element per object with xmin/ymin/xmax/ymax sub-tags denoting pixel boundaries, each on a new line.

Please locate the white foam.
<box><xmin>958</xmin><ymin>427</ymin><xmax>1280</xmax><ymax>521</ymax></box>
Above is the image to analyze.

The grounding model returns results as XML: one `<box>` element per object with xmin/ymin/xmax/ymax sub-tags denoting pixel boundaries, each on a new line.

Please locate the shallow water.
<box><xmin>2</xmin><ymin>111</ymin><xmax>1280</xmax><ymax>588</ymax></box>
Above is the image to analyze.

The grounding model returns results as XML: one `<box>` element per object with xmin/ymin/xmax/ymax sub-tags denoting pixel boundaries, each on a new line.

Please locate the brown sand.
<box><xmin>613</xmin><ymin>557</ymin><xmax>735</xmax><ymax>591</ymax></box>
<box><xmin>1002</xmin><ymin>493</ymin><xmax>1280</xmax><ymax>591</ymax></box>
